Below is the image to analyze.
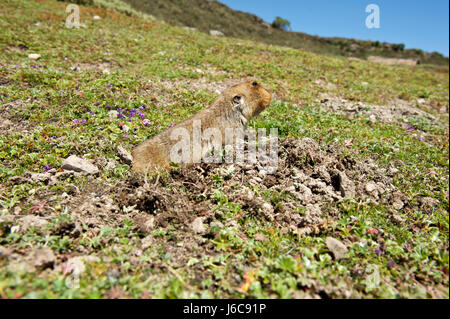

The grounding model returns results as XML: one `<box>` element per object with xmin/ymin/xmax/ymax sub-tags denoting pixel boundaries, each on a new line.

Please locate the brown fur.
<box><xmin>131</xmin><ymin>81</ymin><xmax>272</xmax><ymax>173</ymax></box>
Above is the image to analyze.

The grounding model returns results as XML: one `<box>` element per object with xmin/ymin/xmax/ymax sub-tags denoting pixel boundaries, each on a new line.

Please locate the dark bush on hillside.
<box><xmin>272</xmin><ymin>17</ymin><xmax>291</xmax><ymax>30</ymax></box>
<box><xmin>392</xmin><ymin>43</ymin><xmax>405</xmax><ymax>51</ymax></box>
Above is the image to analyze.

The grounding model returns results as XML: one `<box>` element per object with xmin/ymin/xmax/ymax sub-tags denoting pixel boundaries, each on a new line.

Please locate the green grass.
<box><xmin>0</xmin><ymin>0</ymin><xmax>448</xmax><ymax>299</ymax></box>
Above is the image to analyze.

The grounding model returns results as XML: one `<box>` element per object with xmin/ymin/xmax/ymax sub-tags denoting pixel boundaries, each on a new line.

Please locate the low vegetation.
<box><xmin>0</xmin><ymin>0</ymin><xmax>448</xmax><ymax>298</ymax></box>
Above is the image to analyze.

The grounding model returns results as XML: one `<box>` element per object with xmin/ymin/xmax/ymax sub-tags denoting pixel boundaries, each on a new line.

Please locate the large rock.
<box><xmin>61</xmin><ymin>155</ymin><xmax>99</xmax><ymax>175</ymax></box>
<box><xmin>326</xmin><ymin>237</ymin><xmax>348</xmax><ymax>260</ymax></box>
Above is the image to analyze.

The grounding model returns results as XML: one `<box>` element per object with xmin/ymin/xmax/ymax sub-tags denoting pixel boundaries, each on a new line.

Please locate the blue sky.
<box><xmin>220</xmin><ymin>0</ymin><xmax>449</xmax><ymax>56</ymax></box>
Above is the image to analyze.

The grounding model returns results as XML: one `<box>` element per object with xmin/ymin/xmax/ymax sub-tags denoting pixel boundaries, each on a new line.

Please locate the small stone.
<box><xmin>135</xmin><ymin>216</ymin><xmax>155</xmax><ymax>233</ymax></box>
<box><xmin>369</xmin><ymin>114</ymin><xmax>377</xmax><ymax>122</ymax></box>
<box><xmin>365</xmin><ymin>182</ymin><xmax>377</xmax><ymax>193</ymax></box>
<box><xmin>28</xmin><ymin>53</ymin><xmax>41</xmax><ymax>60</ymax></box>
<box><xmin>337</xmin><ymin>171</ymin><xmax>355</xmax><ymax>199</ymax></box>
<box><xmin>254</xmin><ymin>233</ymin><xmax>267</xmax><ymax>242</ymax></box>
<box><xmin>191</xmin><ymin>217</ymin><xmax>206</xmax><ymax>234</ymax></box>
<box><xmin>30</xmin><ymin>172</ymin><xmax>51</xmax><ymax>183</ymax></box>
<box><xmin>108</xmin><ymin>110</ymin><xmax>118</xmax><ymax>118</ymax></box>
<box><xmin>392</xmin><ymin>199</ymin><xmax>404</xmax><ymax>210</ymax></box>
<box><xmin>65</xmin><ymin>255</ymin><xmax>100</xmax><ymax>275</ymax></box>
<box><xmin>387</xmin><ymin>165</ymin><xmax>399</xmax><ymax>176</ymax></box>
<box><xmin>61</xmin><ymin>155</ymin><xmax>99</xmax><ymax>175</ymax></box>
<box><xmin>141</xmin><ymin>236</ymin><xmax>153</xmax><ymax>250</ymax></box>
<box><xmin>104</xmin><ymin>158</ymin><xmax>116</xmax><ymax>171</ymax></box>
<box><xmin>18</xmin><ymin>215</ymin><xmax>49</xmax><ymax>233</ymax></box>
<box><xmin>259</xmin><ymin>202</ymin><xmax>274</xmax><ymax>220</ymax></box>
<box><xmin>326</xmin><ymin>237</ymin><xmax>348</xmax><ymax>260</ymax></box>
<box><xmin>31</xmin><ymin>247</ymin><xmax>56</xmax><ymax>270</ymax></box>
<box><xmin>117</xmin><ymin>146</ymin><xmax>133</xmax><ymax>165</ymax></box>
<box><xmin>209</xmin><ymin>30</ymin><xmax>224</xmax><ymax>36</ymax></box>
<box><xmin>93</xmin><ymin>15</ymin><xmax>101</xmax><ymax>20</ymax></box>
<box><xmin>284</xmin><ymin>185</ymin><xmax>296</xmax><ymax>193</ymax></box>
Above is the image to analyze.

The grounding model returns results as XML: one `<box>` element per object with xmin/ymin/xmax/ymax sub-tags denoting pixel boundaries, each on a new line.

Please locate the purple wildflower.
<box><xmin>72</xmin><ymin>119</ymin><xmax>80</xmax><ymax>124</ymax></box>
<box><xmin>50</xmin><ymin>135</ymin><xmax>57</xmax><ymax>140</ymax></box>
<box><xmin>43</xmin><ymin>165</ymin><xmax>53</xmax><ymax>172</ymax></box>
<box><xmin>32</xmin><ymin>65</ymin><xmax>36</xmax><ymax>68</ymax></box>
<box><xmin>89</xmin><ymin>111</ymin><xmax>95</xmax><ymax>116</ymax></box>
<box><xmin>107</xmin><ymin>84</ymin><xmax>112</xmax><ymax>88</ymax></box>
<box><xmin>142</xmin><ymin>119</ymin><xmax>151</xmax><ymax>126</ymax></box>
<box><xmin>81</xmin><ymin>119</ymin><xmax>87</xmax><ymax>124</ymax></box>
<box><xmin>139</xmin><ymin>113</ymin><xmax>145</xmax><ymax>120</ymax></box>
<box><xmin>95</xmin><ymin>102</ymin><xmax>100</xmax><ymax>106</ymax></box>
<box><xmin>106</xmin><ymin>104</ymin><xmax>112</xmax><ymax>109</ymax></box>
<box><xmin>123</xmin><ymin>134</ymin><xmax>129</xmax><ymax>139</ymax></box>
<box><xmin>375</xmin><ymin>248</ymin><xmax>382</xmax><ymax>256</ymax></box>
<box><xmin>388</xmin><ymin>260</ymin><xmax>395</xmax><ymax>268</ymax></box>
<box><xmin>38</xmin><ymin>64</ymin><xmax>42</xmax><ymax>68</ymax></box>
<box><xmin>407</xmin><ymin>125</ymin><xmax>415</xmax><ymax>131</ymax></box>
<box><xmin>117</xmin><ymin>113</ymin><xmax>126</xmax><ymax>119</ymax></box>
<box><xmin>118</xmin><ymin>108</ymin><xmax>123</xmax><ymax>112</ymax></box>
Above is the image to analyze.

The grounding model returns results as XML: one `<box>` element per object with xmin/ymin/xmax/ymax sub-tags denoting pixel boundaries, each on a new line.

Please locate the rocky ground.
<box><xmin>0</xmin><ymin>0</ymin><xmax>448</xmax><ymax>298</ymax></box>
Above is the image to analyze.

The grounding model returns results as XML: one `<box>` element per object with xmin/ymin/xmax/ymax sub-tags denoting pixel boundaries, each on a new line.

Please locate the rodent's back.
<box><xmin>131</xmin><ymin>81</ymin><xmax>272</xmax><ymax>173</ymax></box>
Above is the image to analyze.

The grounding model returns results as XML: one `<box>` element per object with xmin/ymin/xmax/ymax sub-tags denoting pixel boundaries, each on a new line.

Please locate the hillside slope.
<box><xmin>0</xmin><ymin>0</ymin><xmax>448</xmax><ymax>299</ymax></box>
<box><xmin>121</xmin><ymin>0</ymin><xmax>449</xmax><ymax>65</ymax></box>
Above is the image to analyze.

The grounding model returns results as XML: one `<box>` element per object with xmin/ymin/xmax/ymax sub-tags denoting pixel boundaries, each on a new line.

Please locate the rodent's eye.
<box><xmin>252</xmin><ymin>81</ymin><xmax>258</xmax><ymax>87</ymax></box>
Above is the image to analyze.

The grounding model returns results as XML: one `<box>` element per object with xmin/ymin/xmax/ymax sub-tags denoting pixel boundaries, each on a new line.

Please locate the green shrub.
<box><xmin>272</xmin><ymin>16</ymin><xmax>291</xmax><ymax>30</ymax></box>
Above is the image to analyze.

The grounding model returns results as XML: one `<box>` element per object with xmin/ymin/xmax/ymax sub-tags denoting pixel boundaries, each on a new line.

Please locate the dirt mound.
<box><xmin>317</xmin><ymin>94</ymin><xmax>439</xmax><ymax>130</ymax></box>
<box><xmin>115</xmin><ymin>137</ymin><xmax>404</xmax><ymax>237</ymax></box>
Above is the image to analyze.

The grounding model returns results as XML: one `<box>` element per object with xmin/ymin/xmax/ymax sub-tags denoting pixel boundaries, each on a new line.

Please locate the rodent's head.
<box><xmin>224</xmin><ymin>81</ymin><xmax>272</xmax><ymax>121</ymax></box>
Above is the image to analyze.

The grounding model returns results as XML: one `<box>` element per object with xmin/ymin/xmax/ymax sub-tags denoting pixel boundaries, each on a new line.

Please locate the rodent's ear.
<box><xmin>233</xmin><ymin>95</ymin><xmax>242</xmax><ymax>105</ymax></box>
